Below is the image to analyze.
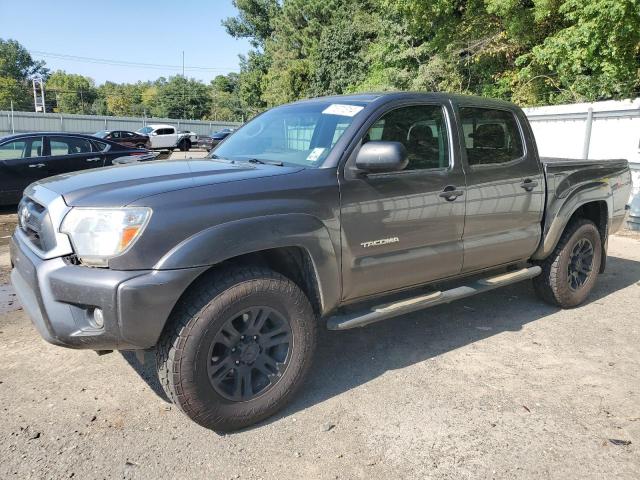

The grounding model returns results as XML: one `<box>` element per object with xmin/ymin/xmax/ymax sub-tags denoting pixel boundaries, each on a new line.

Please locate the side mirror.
<box><xmin>355</xmin><ymin>141</ymin><xmax>408</xmax><ymax>174</ymax></box>
<box><xmin>151</xmin><ymin>132</ymin><xmax>158</xmax><ymax>136</ymax></box>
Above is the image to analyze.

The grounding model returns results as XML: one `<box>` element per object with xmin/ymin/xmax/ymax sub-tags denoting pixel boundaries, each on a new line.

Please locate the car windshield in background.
<box><xmin>211</xmin><ymin>101</ymin><xmax>366</xmax><ymax>167</ymax></box>
<box><xmin>137</xmin><ymin>127</ymin><xmax>153</xmax><ymax>134</ymax></box>
<box><xmin>93</xmin><ymin>130</ymin><xmax>108</xmax><ymax>138</ymax></box>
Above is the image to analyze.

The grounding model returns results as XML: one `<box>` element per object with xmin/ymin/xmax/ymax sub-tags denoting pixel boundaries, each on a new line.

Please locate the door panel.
<box><xmin>339</xmin><ymin>103</ymin><xmax>466</xmax><ymax>301</ymax></box>
<box><xmin>47</xmin><ymin>136</ymin><xmax>105</xmax><ymax>176</ymax></box>
<box><xmin>0</xmin><ymin>137</ymin><xmax>47</xmax><ymax>203</ymax></box>
<box><xmin>458</xmin><ymin>106</ymin><xmax>544</xmax><ymax>271</ymax></box>
<box><xmin>155</xmin><ymin>128</ymin><xmax>175</xmax><ymax>148</ymax></box>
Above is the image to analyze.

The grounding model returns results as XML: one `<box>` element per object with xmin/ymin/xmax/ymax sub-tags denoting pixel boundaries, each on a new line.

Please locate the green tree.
<box><xmin>237</xmin><ymin>51</ymin><xmax>270</xmax><ymax>116</ymax></box>
<box><xmin>47</xmin><ymin>71</ymin><xmax>97</xmax><ymax>114</ymax></box>
<box><xmin>152</xmin><ymin>76</ymin><xmax>211</xmax><ymax>119</ymax></box>
<box><xmin>0</xmin><ymin>38</ymin><xmax>48</xmax><ymax>80</ymax></box>
<box><xmin>209</xmin><ymin>73</ymin><xmax>244</xmax><ymax>121</ymax></box>
<box><xmin>226</xmin><ymin>0</ymin><xmax>639</xmax><ymax>107</ymax></box>
<box><xmin>0</xmin><ymin>38</ymin><xmax>48</xmax><ymax>109</ymax></box>
<box><xmin>311</xmin><ymin>5</ymin><xmax>378</xmax><ymax>95</ymax></box>
<box><xmin>516</xmin><ymin>0</ymin><xmax>640</xmax><ymax>103</ymax></box>
<box><xmin>0</xmin><ymin>77</ymin><xmax>26</xmax><ymax>110</ymax></box>
<box><xmin>223</xmin><ymin>0</ymin><xmax>280</xmax><ymax>47</ymax></box>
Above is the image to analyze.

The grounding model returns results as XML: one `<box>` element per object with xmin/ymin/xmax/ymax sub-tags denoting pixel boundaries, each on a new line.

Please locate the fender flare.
<box><xmin>533</xmin><ymin>180</ymin><xmax>611</xmax><ymax>260</ymax></box>
<box><xmin>154</xmin><ymin>213</ymin><xmax>341</xmax><ymax>314</ymax></box>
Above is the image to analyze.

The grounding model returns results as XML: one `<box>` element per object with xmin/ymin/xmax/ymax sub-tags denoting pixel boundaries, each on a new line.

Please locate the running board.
<box><xmin>326</xmin><ymin>266</ymin><xmax>541</xmax><ymax>330</ymax></box>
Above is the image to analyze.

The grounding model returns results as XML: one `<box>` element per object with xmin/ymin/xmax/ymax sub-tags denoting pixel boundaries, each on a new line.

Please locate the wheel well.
<box><xmin>569</xmin><ymin>201</ymin><xmax>607</xmax><ymax>239</ymax></box>
<box><xmin>568</xmin><ymin>200</ymin><xmax>608</xmax><ymax>272</ymax></box>
<box><xmin>190</xmin><ymin>247</ymin><xmax>323</xmax><ymax>315</ymax></box>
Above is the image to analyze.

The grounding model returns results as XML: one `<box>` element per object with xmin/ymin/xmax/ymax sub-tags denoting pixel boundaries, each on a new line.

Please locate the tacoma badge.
<box><xmin>360</xmin><ymin>237</ymin><xmax>400</xmax><ymax>248</ymax></box>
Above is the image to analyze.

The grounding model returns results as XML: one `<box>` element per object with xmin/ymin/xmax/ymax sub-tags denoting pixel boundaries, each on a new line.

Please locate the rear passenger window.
<box><xmin>363</xmin><ymin>105</ymin><xmax>449</xmax><ymax>170</ymax></box>
<box><xmin>92</xmin><ymin>140</ymin><xmax>108</xmax><ymax>152</ymax></box>
<box><xmin>50</xmin><ymin>137</ymin><xmax>93</xmax><ymax>155</ymax></box>
<box><xmin>460</xmin><ymin>107</ymin><xmax>524</xmax><ymax>166</ymax></box>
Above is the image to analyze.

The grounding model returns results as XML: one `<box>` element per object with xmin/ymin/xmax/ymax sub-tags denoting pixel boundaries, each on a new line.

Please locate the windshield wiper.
<box><xmin>209</xmin><ymin>154</ymin><xmax>234</xmax><ymax>163</ymax></box>
<box><xmin>246</xmin><ymin>158</ymin><xmax>284</xmax><ymax>167</ymax></box>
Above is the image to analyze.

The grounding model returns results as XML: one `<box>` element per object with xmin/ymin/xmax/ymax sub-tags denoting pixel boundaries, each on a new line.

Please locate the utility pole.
<box><xmin>182</xmin><ymin>51</ymin><xmax>186</xmax><ymax>119</ymax></box>
<box><xmin>32</xmin><ymin>80</ymin><xmax>38</xmax><ymax>112</ymax></box>
<box><xmin>40</xmin><ymin>80</ymin><xmax>46</xmax><ymax>113</ymax></box>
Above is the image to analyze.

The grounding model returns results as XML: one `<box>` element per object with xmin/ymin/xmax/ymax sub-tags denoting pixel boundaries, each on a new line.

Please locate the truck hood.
<box><xmin>35</xmin><ymin>159</ymin><xmax>303</xmax><ymax>207</ymax></box>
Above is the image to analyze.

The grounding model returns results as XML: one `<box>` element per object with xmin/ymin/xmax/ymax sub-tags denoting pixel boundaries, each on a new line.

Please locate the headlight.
<box><xmin>60</xmin><ymin>207</ymin><xmax>152</xmax><ymax>267</ymax></box>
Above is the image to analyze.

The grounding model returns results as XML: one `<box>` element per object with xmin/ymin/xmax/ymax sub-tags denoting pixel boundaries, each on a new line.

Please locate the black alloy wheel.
<box><xmin>207</xmin><ymin>306</ymin><xmax>293</xmax><ymax>402</ymax></box>
<box><xmin>567</xmin><ymin>238</ymin><xmax>594</xmax><ymax>291</ymax></box>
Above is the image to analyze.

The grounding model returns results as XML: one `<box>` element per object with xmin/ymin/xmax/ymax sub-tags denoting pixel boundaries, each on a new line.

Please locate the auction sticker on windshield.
<box><xmin>322</xmin><ymin>104</ymin><xmax>364</xmax><ymax>117</ymax></box>
<box><xmin>306</xmin><ymin>147</ymin><xmax>325</xmax><ymax>162</ymax></box>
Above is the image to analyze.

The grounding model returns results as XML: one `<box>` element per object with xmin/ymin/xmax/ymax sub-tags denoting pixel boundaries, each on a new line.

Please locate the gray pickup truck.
<box><xmin>10</xmin><ymin>93</ymin><xmax>631</xmax><ymax>431</ymax></box>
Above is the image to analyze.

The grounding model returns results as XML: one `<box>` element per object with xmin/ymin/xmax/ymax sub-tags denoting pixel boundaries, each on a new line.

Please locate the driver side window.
<box><xmin>364</xmin><ymin>105</ymin><xmax>450</xmax><ymax>170</ymax></box>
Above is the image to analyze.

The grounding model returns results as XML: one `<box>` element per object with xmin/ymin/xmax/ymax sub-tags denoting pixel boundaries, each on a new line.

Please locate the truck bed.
<box><xmin>540</xmin><ymin>156</ymin><xmax>628</xmax><ymax>169</ymax></box>
<box><xmin>534</xmin><ymin>156</ymin><xmax>631</xmax><ymax>261</ymax></box>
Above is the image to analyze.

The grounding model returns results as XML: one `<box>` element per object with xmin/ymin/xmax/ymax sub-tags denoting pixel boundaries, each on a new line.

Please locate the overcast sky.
<box><xmin>0</xmin><ymin>0</ymin><xmax>251</xmax><ymax>85</ymax></box>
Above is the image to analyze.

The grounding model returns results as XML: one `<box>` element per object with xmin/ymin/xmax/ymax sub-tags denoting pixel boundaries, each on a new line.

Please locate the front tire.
<box><xmin>533</xmin><ymin>218</ymin><xmax>602</xmax><ymax>308</ymax></box>
<box><xmin>156</xmin><ymin>267</ymin><xmax>317</xmax><ymax>432</ymax></box>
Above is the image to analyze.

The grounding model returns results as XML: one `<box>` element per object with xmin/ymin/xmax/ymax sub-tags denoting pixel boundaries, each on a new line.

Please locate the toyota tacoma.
<box><xmin>10</xmin><ymin>93</ymin><xmax>632</xmax><ymax>431</ymax></box>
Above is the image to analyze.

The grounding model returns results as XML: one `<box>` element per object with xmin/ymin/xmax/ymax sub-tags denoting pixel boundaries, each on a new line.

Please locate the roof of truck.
<box><xmin>293</xmin><ymin>92</ymin><xmax>520</xmax><ymax>110</ymax></box>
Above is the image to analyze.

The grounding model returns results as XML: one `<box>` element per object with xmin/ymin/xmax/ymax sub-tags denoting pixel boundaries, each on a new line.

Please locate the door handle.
<box><xmin>439</xmin><ymin>186</ymin><xmax>464</xmax><ymax>201</ymax></box>
<box><xmin>85</xmin><ymin>157</ymin><xmax>101</xmax><ymax>163</ymax></box>
<box><xmin>28</xmin><ymin>163</ymin><xmax>45</xmax><ymax>168</ymax></box>
<box><xmin>520</xmin><ymin>179</ymin><xmax>538</xmax><ymax>191</ymax></box>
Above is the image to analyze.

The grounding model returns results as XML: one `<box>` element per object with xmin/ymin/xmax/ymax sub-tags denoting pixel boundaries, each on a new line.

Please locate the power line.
<box><xmin>29</xmin><ymin>50</ymin><xmax>239</xmax><ymax>73</ymax></box>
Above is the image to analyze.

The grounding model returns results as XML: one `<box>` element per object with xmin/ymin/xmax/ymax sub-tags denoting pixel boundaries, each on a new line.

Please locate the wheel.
<box><xmin>533</xmin><ymin>218</ymin><xmax>602</xmax><ymax>308</ymax></box>
<box><xmin>178</xmin><ymin>139</ymin><xmax>191</xmax><ymax>151</ymax></box>
<box><xmin>156</xmin><ymin>267</ymin><xmax>317</xmax><ymax>432</ymax></box>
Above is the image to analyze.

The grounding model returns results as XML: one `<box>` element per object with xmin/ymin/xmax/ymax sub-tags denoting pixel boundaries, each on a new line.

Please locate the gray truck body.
<box><xmin>10</xmin><ymin>93</ymin><xmax>631</xmax><ymax>351</ymax></box>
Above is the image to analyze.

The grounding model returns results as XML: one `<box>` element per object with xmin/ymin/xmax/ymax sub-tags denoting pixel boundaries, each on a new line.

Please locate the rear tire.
<box><xmin>156</xmin><ymin>267</ymin><xmax>317</xmax><ymax>432</ymax></box>
<box><xmin>533</xmin><ymin>218</ymin><xmax>602</xmax><ymax>308</ymax></box>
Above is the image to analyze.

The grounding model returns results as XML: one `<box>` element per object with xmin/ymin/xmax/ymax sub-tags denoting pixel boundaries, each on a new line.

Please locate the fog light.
<box><xmin>93</xmin><ymin>308</ymin><xmax>104</xmax><ymax>328</ymax></box>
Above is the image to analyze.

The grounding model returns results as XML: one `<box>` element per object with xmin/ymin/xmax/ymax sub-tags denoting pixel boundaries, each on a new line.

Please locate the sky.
<box><xmin>0</xmin><ymin>0</ymin><xmax>252</xmax><ymax>85</ymax></box>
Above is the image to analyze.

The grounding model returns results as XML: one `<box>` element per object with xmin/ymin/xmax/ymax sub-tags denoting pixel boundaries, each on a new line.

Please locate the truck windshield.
<box><xmin>211</xmin><ymin>101</ymin><xmax>366</xmax><ymax>167</ymax></box>
<box><xmin>137</xmin><ymin>127</ymin><xmax>153</xmax><ymax>134</ymax></box>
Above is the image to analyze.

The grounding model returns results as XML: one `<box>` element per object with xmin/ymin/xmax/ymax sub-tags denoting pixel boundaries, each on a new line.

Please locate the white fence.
<box><xmin>523</xmin><ymin>98</ymin><xmax>640</xmax><ymax>163</ymax></box>
<box><xmin>523</xmin><ymin>99</ymin><xmax>640</xmax><ymax>228</ymax></box>
<box><xmin>0</xmin><ymin>110</ymin><xmax>242</xmax><ymax>137</ymax></box>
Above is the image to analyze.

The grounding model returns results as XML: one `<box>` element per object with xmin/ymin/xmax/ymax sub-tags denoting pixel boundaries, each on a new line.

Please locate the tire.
<box><xmin>533</xmin><ymin>218</ymin><xmax>602</xmax><ymax>308</ymax></box>
<box><xmin>156</xmin><ymin>267</ymin><xmax>317</xmax><ymax>432</ymax></box>
<box><xmin>178</xmin><ymin>139</ymin><xmax>191</xmax><ymax>151</ymax></box>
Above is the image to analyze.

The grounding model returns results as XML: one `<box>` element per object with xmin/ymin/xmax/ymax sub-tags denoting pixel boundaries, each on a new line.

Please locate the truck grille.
<box><xmin>17</xmin><ymin>197</ymin><xmax>57</xmax><ymax>252</ymax></box>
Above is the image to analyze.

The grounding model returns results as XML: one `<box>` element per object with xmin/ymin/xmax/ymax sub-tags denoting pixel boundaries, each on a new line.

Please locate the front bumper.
<box><xmin>10</xmin><ymin>235</ymin><xmax>206</xmax><ymax>350</ymax></box>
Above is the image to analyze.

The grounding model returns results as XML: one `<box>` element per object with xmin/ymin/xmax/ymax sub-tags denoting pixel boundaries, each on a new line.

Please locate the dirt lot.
<box><xmin>0</xmin><ymin>214</ymin><xmax>638</xmax><ymax>479</ymax></box>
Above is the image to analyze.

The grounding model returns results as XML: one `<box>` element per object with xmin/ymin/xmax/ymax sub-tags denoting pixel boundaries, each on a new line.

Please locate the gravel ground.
<box><xmin>0</xmin><ymin>220</ymin><xmax>638</xmax><ymax>479</ymax></box>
